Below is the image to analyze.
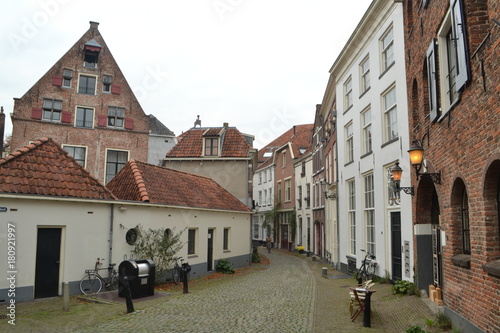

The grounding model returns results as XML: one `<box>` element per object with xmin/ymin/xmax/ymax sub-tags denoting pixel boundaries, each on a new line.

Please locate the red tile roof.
<box><xmin>166</xmin><ymin>127</ymin><xmax>252</xmax><ymax>158</ymax></box>
<box><xmin>0</xmin><ymin>138</ymin><xmax>116</xmax><ymax>200</ymax></box>
<box><xmin>107</xmin><ymin>160</ymin><xmax>251</xmax><ymax>212</ymax></box>
<box><xmin>257</xmin><ymin>124</ymin><xmax>313</xmax><ymax>170</ymax></box>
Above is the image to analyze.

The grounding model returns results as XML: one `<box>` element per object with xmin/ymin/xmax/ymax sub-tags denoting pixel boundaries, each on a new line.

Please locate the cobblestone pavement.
<box><xmin>77</xmin><ymin>249</ymin><xmax>316</xmax><ymax>333</ymax></box>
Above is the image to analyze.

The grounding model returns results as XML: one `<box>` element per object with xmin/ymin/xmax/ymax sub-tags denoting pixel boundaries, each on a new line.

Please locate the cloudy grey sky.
<box><xmin>1</xmin><ymin>0</ymin><xmax>372</xmax><ymax>149</ymax></box>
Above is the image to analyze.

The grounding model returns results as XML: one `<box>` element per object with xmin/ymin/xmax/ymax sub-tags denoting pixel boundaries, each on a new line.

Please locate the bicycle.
<box><xmin>80</xmin><ymin>257</ymin><xmax>118</xmax><ymax>295</ymax></box>
<box><xmin>355</xmin><ymin>249</ymin><xmax>377</xmax><ymax>283</ymax></box>
<box><xmin>171</xmin><ymin>256</ymin><xmax>184</xmax><ymax>285</ymax></box>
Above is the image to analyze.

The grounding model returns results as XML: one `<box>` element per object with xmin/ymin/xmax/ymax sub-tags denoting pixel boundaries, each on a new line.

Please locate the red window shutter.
<box><xmin>32</xmin><ymin>107</ymin><xmax>42</xmax><ymax>120</ymax></box>
<box><xmin>97</xmin><ymin>115</ymin><xmax>108</xmax><ymax>127</ymax></box>
<box><xmin>52</xmin><ymin>75</ymin><xmax>63</xmax><ymax>86</ymax></box>
<box><xmin>61</xmin><ymin>111</ymin><xmax>72</xmax><ymax>123</ymax></box>
<box><xmin>111</xmin><ymin>84</ymin><xmax>121</xmax><ymax>94</ymax></box>
<box><xmin>125</xmin><ymin>118</ymin><xmax>134</xmax><ymax>130</ymax></box>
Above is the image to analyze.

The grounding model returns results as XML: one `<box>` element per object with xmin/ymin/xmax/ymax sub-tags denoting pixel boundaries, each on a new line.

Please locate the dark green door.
<box><xmin>35</xmin><ymin>228</ymin><xmax>61</xmax><ymax>298</ymax></box>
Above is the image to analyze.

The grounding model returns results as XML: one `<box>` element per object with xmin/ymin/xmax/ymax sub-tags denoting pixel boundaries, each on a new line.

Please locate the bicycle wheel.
<box><xmin>172</xmin><ymin>266</ymin><xmax>182</xmax><ymax>285</ymax></box>
<box><xmin>80</xmin><ymin>273</ymin><xmax>102</xmax><ymax>295</ymax></box>
<box><xmin>106</xmin><ymin>273</ymin><xmax>119</xmax><ymax>291</ymax></box>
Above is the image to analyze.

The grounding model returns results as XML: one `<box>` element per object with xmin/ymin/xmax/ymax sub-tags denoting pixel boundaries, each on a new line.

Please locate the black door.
<box><xmin>35</xmin><ymin>228</ymin><xmax>61</xmax><ymax>298</ymax></box>
<box><xmin>207</xmin><ymin>229</ymin><xmax>214</xmax><ymax>271</ymax></box>
<box><xmin>391</xmin><ymin>212</ymin><xmax>402</xmax><ymax>281</ymax></box>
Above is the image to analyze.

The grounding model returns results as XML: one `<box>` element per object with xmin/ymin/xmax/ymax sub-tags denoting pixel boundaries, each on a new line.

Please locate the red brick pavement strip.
<box><xmin>305</xmin><ymin>255</ymin><xmax>439</xmax><ymax>333</ymax></box>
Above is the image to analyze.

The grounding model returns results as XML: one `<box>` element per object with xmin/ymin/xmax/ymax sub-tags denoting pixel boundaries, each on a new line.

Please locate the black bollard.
<box><xmin>363</xmin><ymin>290</ymin><xmax>372</xmax><ymax>327</ymax></box>
<box><xmin>122</xmin><ymin>276</ymin><xmax>135</xmax><ymax>313</ymax></box>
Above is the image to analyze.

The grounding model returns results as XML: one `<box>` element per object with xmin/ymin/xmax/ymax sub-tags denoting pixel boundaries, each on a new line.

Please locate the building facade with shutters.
<box><xmin>402</xmin><ymin>0</ymin><xmax>499</xmax><ymax>331</ymax></box>
<box><xmin>9</xmin><ymin>21</ymin><xmax>174</xmax><ymax>184</ymax></box>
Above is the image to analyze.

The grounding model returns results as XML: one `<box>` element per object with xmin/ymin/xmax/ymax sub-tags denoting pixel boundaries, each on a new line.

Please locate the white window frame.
<box><xmin>284</xmin><ymin>178</ymin><xmax>291</xmax><ymax>202</ymax></box>
<box><xmin>75</xmin><ymin>106</ymin><xmax>94</xmax><ymax>129</ymax></box>
<box><xmin>188</xmin><ymin>228</ymin><xmax>198</xmax><ymax>256</ymax></box>
<box><xmin>344</xmin><ymin>76</ymin><xmax>353</xmax><ymax>111</ymax></box>
<box><xmin>345</xmin><ymin>122</ymin><xmax>354</xmax><ymax>163</ymax></box>
<box><xmin>105</xmin><ymin>148</ymin><xmax>129</xmax><ymax>184</ymax></box>
<box><xmin>363</xmin><ymin>173</ymin><xmax>375</xmax><ymax>256</ymax></box>
<box><xmin>77</xmin><ymin>73</ymin><xmax>97</xmax><ymax>95</ymax></box>
<box><xmin>382</xmin><ymin>85</ymin><xmax>398</xmax><ymax>143</ymax></box>
<box><xmin>360</xmin><ymin>56</ymin><xmax>370</xmax><ymax>95</ymax></box>
<box><xmin>361</xmin><ymin>106</ymin><xmax>372</xmax><ymax>155</ymax></box>
<box><xmin>63</xmin><ymin>144</ymin><xmax>87</xmax><ymax>168</ymax></box>
<box><xmin>347</xmin><ymin>179</ymin><xmax>356</xmax><ymax>255</ymax></box>
<box><xmin>380</xmin><ymin>25</ymin><xmax>394</xmax><ymax>73</ymax></box>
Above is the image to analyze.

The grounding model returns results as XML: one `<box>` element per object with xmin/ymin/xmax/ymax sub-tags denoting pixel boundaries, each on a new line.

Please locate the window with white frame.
<box><xmin>105</xmin><ymin>149</ymin><xmax>128</xmax><ymax>184</ymax></box>
<box><xmin>253</xmin><ymin>215</ymin><xmax>260</xmax><ymax>238</ymax></box>
<box><xmin>78</xmin><ymin>75</ymin><xmax>96</xmax><ymax>95</ymax></box>
<box><xmin>345</xmin><ymin>122</ymin><xmax>354</xmax><ymax>163</ymax></box>
<box><xmin>269</xmin><ymin>188</ymin><xmax>272</xmax><ymax>205</ymax></box>
<box><xmin>264</xmin><ymin>189</ymin><xmax>267</xmax><ymax>206</ymax></box>
<box><xmin>361</xmin><ymin>107</ymin><xmax>372</xmax><ymax>155</ymax></box>
<box><xmin>427</xmin><ymin>0</ymin><xmax>469</xmax><ymax>121</ymax></box>
<box><xmin>259</xmin><ymin>172</ymin><xmax>262</xmax><ymax>184</ymax></box>
<box><xmin>383</xmin><ymin>86</ymin><xmax>398</xmax><ymax>142</ymax></box>
<box><xmin>75</xmin><ymin>107</ymin><xmax>94</xmax><ymax>128</ymax></box>
<box><xmin>347</xmin><ymin>179</ymin><xmax>356</xmax><ymax>255</ymax></box>
<box><xmin>360</xmin><ymin>56</ymin><xmax>370</xmax><ymax>94</ymax></box>
<box><xmin>344</xmin><ymin>76</ymin><xmax>353</xmax><ymax>111</ymax></box>
<box><xmin>63</xmin><ymin>145</ymin><xmax>86</xmax><ymax>167</ymax></box>
<box><xmin>258</xmin><ymin>191</ymin><xmax>262</xmax><ymax>206</ymax></box>
<box><xmin>188</xmin><ymin>228</ymin><xmax>197</xmax><ymax>255</ymax></box>
<box><xmin>285</xmin><ymin>179</ymin><xmax>291</xmax><ymax>202</ymax></box>
<box><xmin>264</xmin><ymin>170</ymin><xmax>267</xmax><ymax>183</ymax></box>
<box><xmin>102</xmin><ymin>75</ymin><xmax>112</xmax><ymax>92</ymax></box>
<box><xmin>282</xmin><ymin>151</ymin><xmax>286</xmax><ymax>168</ymax></box>
<box><xmin>204</xmin><ymin>138</ymin><xmax>219</xmax><ymax>156</ymax></box>
<box><xmin>223</xmin><ymin>228</ymin><xmax>230</xmax><ymax>251</ymax></box>
<box><xmin>380</xmin><ymin>25</ymin><xmax>394</xmax><ymax>73</ymax></box>
<box><xmin>253</xmin><ymin>217</ymin><xmax>259</xmax><ymax>239</ymax></box>
<box><xmin>306</xmin><ymin>183</ymin><xmax>310</xmax><ymax>208</ymax></box>
<box><xmin>297</xmin><ymin>185</ymin><xmax>302</xmax><ymax>209</ymax></box>
<box><xmin>364</xmin><ymin>173</ymin><xmax>375</xmax><ymax>255</ymax></box>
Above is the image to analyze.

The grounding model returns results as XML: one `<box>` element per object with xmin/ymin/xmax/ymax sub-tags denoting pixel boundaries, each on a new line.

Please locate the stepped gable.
<box><xmin>107</xmin><ymin>159</ymin><xmax>250</xmax><ymax>212</ymax></box>
<box><xmin>0</xmin><ymin>138</ymin><xmax>116</xmax><ymax>200</ymax></box>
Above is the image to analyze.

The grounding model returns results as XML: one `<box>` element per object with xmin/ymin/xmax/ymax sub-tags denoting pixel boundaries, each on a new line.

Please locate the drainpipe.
<box><xmin>335</xmin><ymin>143</ymin><xmax>340</xmax><ymax>270</ymax></box>
<box><xmin>109</xmin><ymin>203</ymin><xmax>114</xmax><ymax>264</ymax></box>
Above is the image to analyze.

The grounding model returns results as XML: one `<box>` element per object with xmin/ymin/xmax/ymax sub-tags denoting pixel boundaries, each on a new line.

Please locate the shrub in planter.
<box><xmin>216</xmin><ymin>259</ymin><xmax>235</xmax><ymax>274</ymax></box>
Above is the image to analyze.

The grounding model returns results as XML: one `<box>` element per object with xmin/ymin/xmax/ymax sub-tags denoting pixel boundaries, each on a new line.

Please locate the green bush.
<box><xmin>406</xmin><ymin>325</ymin><xmax>428</xmax><ymax>333</ymax></box>
<box><xmin>392</xmin><ymin>280</ymin><xmax>417</xmax><ymax>295</ymax></box>
<box><xmin>251</xmin><ymin>252</ymin><xmax>260</xmax><ymax>263</ymax></box>
<box><xmin>216</xmin><ymin>259</ymin><xmax>235</xmax><ymax>274</ymax></box>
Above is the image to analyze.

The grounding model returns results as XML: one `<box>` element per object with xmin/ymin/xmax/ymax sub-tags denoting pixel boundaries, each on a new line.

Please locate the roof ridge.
<box><xmin>0</xmin><ymin>137</ymin><xmax>50</xmax><ymax>164</ymax></box>
<box><xmin>135</xmin><ymin>159</ymin><xmax>217</xmax><ymax>182</ymax></box>
<box><xmin>129</xmin><ymin>159</ymin><xmax>150</xmax><ymax>202</ymax></box>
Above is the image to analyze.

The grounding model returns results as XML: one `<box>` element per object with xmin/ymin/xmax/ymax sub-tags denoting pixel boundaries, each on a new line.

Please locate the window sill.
<box><xmin>360</xmin><ymin>151</ymin><xmax>373</xmax><ymax>159</ymax></box>
<box><xmin>483</xmin><ymin>260</ymin><xmax>500</xmax><ymax>278</ymax></box>
<box><xmin>223</xmin><ymin>250</ymin><xmax>231</xmax><ymax>253</ymax></box>
<box><xmin>343</xmin><ymin>105</ymin><xmax>353</xmax><ymax>115</ymax></box>
<box><xmin>188</xmin><ymin>254</ymin><xmax>198</xmax><ymax>259</ymax></box>
<box><xmin>359</xmin><ymin>87</ymin><xmax>371</xmax><ymax>99</ymax></box>
<box><xmin>381</xmin><ymin>137</ymin><xmax>399</xmax><ymax>148</ymax></box>
<box><xmin>451</xmin><ymin>254</ymin><xmax>471</xmax><ymax>268</ymax></box>
<box><xmin>379</xmin><ymin>61</ymin><xmax>395</xmax><ymax>79</ymax></box>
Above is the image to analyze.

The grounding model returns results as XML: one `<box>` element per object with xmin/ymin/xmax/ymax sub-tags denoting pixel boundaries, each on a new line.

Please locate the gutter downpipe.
<box><xmin>109</xmin><ymin>203</ymin><xmax>114</xmax><ymax>265</ymax></box>
<box><xmin>335</xmin><ymin>143</ymin><xmax>340</xmax><ymax>270</ymax></box>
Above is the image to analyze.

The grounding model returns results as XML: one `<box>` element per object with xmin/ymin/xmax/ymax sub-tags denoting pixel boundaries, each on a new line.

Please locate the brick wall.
<box><xmin>10</xmin><ymin>22</ymin><xmax>151</xmax><ymax>184</ymax></box>
<box><xmin>403</xmin><ymin>0</ymin><xmax>499</xmax><ymax>331</ymax></box>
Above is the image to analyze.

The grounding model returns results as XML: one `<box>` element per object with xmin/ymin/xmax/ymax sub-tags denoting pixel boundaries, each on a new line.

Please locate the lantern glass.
<box><xmin>391</xmin><ymin>163</ymin><xmax>403</xmax><ymax>181</ymax></box>
<box><xmin>408</xmin><ymin>142</ymin><xmax>424</xmax><ymax>166</ymax></box>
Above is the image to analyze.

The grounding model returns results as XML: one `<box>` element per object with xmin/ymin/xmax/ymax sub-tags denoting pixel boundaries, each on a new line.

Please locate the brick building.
<box><xmin>10</xmin><ymin>21</ymin><xmax>175</xmax><ymax>184</ymax></box>
<box><xmin>402</xmin><ymin>0</ymin><xmax>499</xmax><ymax>332</ymax></box>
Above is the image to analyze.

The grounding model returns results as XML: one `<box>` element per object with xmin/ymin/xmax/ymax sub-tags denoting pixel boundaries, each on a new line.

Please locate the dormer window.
<box><xmin>205</xmin><ymin>138</ymin><xmax>219</xmax><ymax>156</ymax></box>
<box><xmin>83</xmin><ymin>39</ymin><xmax>101</xmax><ymax>69</ymax></box>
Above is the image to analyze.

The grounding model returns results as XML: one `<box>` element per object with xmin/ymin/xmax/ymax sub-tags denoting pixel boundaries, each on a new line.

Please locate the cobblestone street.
<box><xmin>77</xmin><ymin>249</ymin><xmax>316</xmax><ymax>333</ymax></box>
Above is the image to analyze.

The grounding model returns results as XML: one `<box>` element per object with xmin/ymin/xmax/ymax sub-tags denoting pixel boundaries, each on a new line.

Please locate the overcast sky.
<box><xmin>1</xmin><ymin>0</ymin><xmax>372</xmax><ymax>149</ymax></box>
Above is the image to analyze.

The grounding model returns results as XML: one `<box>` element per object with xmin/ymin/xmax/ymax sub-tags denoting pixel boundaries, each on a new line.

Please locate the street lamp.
<box><xmin>391</xmin><ymin>162</ymin><xmax>414</xmax><ymax>195</ymax></box>
<box><xmin>407</xmin><ymin>140</ymin><xmax>441</xmax><ymax>184</ymax></box>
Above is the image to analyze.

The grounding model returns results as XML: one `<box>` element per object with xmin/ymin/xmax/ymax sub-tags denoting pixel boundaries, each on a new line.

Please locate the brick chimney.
<box><xmin>223</xmin><ymin>122</ymin><xmax>229</xmax><ymax>128</ymax></box>
<box><xmin>89</xmin><ymin>21</ymin><xmax>99</xmax><ymax>30</ymax></box>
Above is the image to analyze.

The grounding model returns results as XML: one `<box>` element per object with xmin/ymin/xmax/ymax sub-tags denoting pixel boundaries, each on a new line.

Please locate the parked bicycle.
<box><xmin>171</xmin><ymin>256</ymin><xmax>185</xmax><ymax>285</ymax></box>
<box><xmin>355</xmin><ymin>249</ymin><xmax>377</xmax><ymax>283</ymax></box>
<box><xmin>80</xmin><ymin>257</ymin><xmax>118</xmax><ymax>295</ymax></box>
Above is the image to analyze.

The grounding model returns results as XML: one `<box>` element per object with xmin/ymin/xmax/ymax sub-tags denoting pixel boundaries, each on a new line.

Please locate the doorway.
<box><xmin>35</xmin><ymin>228</ymin><xmax>62</xmax><ymax>298</ymax></box>
<box><xmin>391</xmin><ymin>212</ymin><xmax>402</xmax><ymax>281</ymax></box>
<box><xmin>207</xmin><ymin>229</ymin><xmax>214</xmax><ymax>272</ymax></box>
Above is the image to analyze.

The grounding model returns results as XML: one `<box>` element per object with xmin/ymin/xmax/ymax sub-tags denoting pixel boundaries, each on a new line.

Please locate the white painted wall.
<box><xmin>332</xmin><ymin>1</ymin><xmax>414</xmax><ymax>281</ymax></box>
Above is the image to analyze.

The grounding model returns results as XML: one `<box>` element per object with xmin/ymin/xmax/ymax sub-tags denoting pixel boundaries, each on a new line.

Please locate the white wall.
<box><xmin>332</xmin><ymin>1</ymin><xmax>414</xmax><ymax>281</ymax></box>
<box><xmin>0</xmin><ymin>196</ymin><xmax>251</xmax><ymax>302</ymax></box>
